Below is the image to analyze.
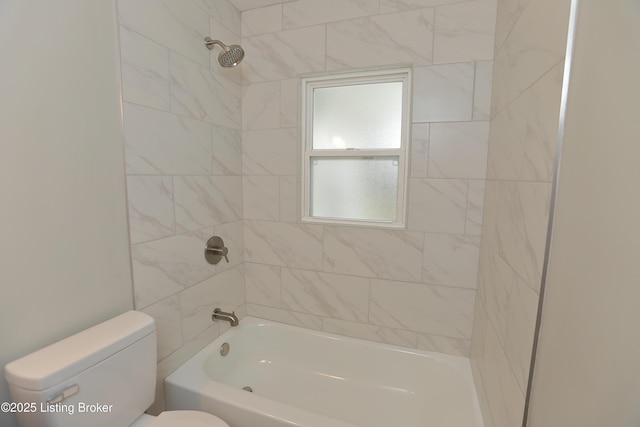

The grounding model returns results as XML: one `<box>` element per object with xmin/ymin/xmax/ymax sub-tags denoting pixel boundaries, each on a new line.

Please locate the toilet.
<box><xmin>4</xmin><ymin>311</ymin><xmax>229</xmax><ymax>427</ymax></box>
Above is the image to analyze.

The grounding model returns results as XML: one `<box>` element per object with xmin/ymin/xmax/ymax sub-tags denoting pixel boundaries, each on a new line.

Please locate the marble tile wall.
<box><xmin>469</xmin><ymin>0</ymin><xmax>571</xmax><ymax>426</ymax></box>
<box><xmin>117</xmin><ymin>0</ymin><xmax>245</xmax><ymax>413</ymax></box>
<box><xmin>113</xmin><ymin>1</ymin><xmax>571</xmax><ymax>423</ymax></box>
<box><xmin>240</xmin><ymin>0</ymin><xmax>497</xmax><ymax>358</ymax></box>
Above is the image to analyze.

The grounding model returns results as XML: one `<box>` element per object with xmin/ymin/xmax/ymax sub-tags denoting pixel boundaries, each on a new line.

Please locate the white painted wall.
<box><xmin>527</xmin><ymin>1</ymin><xmax>640</xmax><ymax>425</ymax></box>
<box><xmin>0</xmin><ymin>1</ymin><xmax>133</xmax><ymax>426</ymax></box>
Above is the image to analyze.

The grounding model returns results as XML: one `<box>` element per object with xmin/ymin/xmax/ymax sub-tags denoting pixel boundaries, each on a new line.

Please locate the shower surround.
<box><xmin>240</xmin><ymin>0</ymin><xmax>496</xmax><ymax>355</ymax></box>
<box><xmin>117</xmin><ymin>0</ymin><xmax>245</xmax><ymax>412</ymax></box>
<box><xmin>117</xmin><ymin>0</ymin><xmax>497</xmax><ymax>415</ymax></box>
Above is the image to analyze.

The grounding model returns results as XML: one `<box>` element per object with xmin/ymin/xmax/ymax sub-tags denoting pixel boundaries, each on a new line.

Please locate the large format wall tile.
<box><xmin>243</xmin><ymin>128</ymin><xmax>298</xmax><ymax>175</ymax></box>
<box><xmin>519</xmin><ymin>61</ymin><xmax>564</xmax><ymax>182</ymax></box>
<box><xmin>123</xmin><ymin>103</ymin><xmax>212</xmax><ymax>175</ymax></box>
<box><xmin>195</xmin><ymin>0</ymin><xmax>242</xmax><ymax>33</ymax></box>
<box><xmin>483</xmin><ymin>180</ymin><xmax>551</xmax><ymax>291</ymax></box>
<box><xmin>504</xmin><ymin>273</ymin><xmax>538</xmax><ymax>392</ymax></box>
<box><xmin>466</xmin><ymin>180</ymin><xmax>486</xmax><ymax>236</ymax></box>
<box><xmin>242</xmin><ymin>4</ymin><xmax>283</xmax><ymax>37</ymax></box>
<box><xmin>142</xmin><ymin>295</ymin><xmax>182</xmax><ymax>359</ymax></box>
<box><xmin>212</xmin><ymin>124</ymin><xmax>243</xmax><ymax>176</ymax></box>
<box><xmin>470</xmin><ymin>299</ymin><xmax>495</xmax><ymax>427</ymax></box>
<box><xmin>244</xmin><ymin>220</ymin><xmax>323</xmax><ymax>269</ymax></box>
<box><xmin>281</xmin><ymin>268</ymin><xmax>370</xmax><ymax>322</ymax></box>
<box><xmin>127</xmin><ymin>175</ymin><xmax>175</xmax><ymax>244</ymax></box>
<box><xmin>411</xmin><ymin>123</ymin><xmax>430</xmax><ymax>178</ymax></box>
<box><xmin>170</xmin><ymin>53</ymin><xmax>241</xmax><ymax>128</ymax></box>
<box><xmin>242</xmin><ymin>81</ymin><xmax>281</xmax><ymax>130</ymax></box>
<box><xmin>476</xmin><ymin>241</ymin><xmax>514</xmax><ymax>345</ymax></box>
<box><xmin>119</xmin><ymin>26</ymin><xmax>171</xmax><ymax>111</ymax></box>
<box><xmin>380</xmin><ymin>0</ymin><xmax>464</xmax><ymax>13</ymax></box>
<box><xmin>241</xmin><ymin>25</ymin><xmax>325</xmax><ymax>82</ymax></box>
<box><xmin>243</xmin><ymin>175</ymin><xmax>280</xmax><ymax>220</ymax></box>
<box><xmin>323</xmin><ymin>227</ymin><xmax>424</xmax><ymax>282</ymax></box>
<box><xmin>174</xmin><ymin>175</ymin><xmax>243</xmax><ymax>232</ymax></box>
<box><xmin>180</xmin><ymin>265</ymin><xmax>245</xmax><ymax>342</ymax></box>
<box><xmin>118</xmin><ymin>0</ymin><xmax>209</xmax><ymax>66</ymax></box>
<box><xmin>487</xmin><ymin>61</ymin><xmax>563</xmax><ymax>182</ymax></box>
<box><xmin>244</xmin><ymin>262</ymin><xmax>282</xmax><ymax>306</ymax></box>
<box><xmin>132</xmin><ymin>230</ymin><xmax>217</xmax><ymax>309</ymax></box>
<box><xmin>417</xmin><ymin>333</ymin><xmax>470</xmax><ymax>357</ymax></box>
<box><xmin>422</xmin><ymin>233</ymin><xmax>481</xmax><ymax>289</ymax></box>
<box><xmin>283</xmin><ymin>0</ymin><xmax>379</xmax><ymax>29</ymax></box>
<box><xmin>322</xmin><ymin>318</ymin><xmax>418</xmax><ymax>348</ymax></box>
<box><xmin>247</xmin><ymin>303</ymin><xmax>323</xmax><ymax>330</ymax></box>
<box><xmin>326</xmin><ymin>9</ymin><xmax>434</xmax><ymax>70</ymax></box>
<box><xmin>473</xmin><ymin>61</ymin><xmax>494</xmax><ymax>121</ymax></box>
<box><xmin>486</xmin><ymin>101</ymin><xmax>526</xmax><ymax>181</ymax></box>
<box><xmin>407</xmin><ymin>178</ymin><xmax>468</xmax><ymax>233</ymax></box>
<box><xmin>494</xmin><ymin>0</ymin><xmax>530</xmax><ymax>50</ymax></box>
<box><xmin>370</xmin><ymin>279</ymin><xmax>475</xmax><ymax>339</ymax></box>
<box><xmin>279</xmin><ymin>176</ymin><xmax>298</xmax><ymax>222</ymax></box>
<box><xmin>279</xmin><ymin>79</ymin><xmax>298</xmax><ymax>128</ymax></box>
<box><xmin>412</xmin><ymin>63</ymin><xmax>475</xmax><ymax>122</ymax></box>
<box><xmin>230</xmin><ymin>0</ymin><xmax>295</xmax><ymax>11</ymax></box>
<box><xmin>478</xmin><ymin>313</ymin><xmax>526</xmax><ymax>427</ymax></box>
<box><xmin>470</xmin><ymin>296</ymin><xmax>489</xmax><ymax>377</ymax></box>
<box><xmin>491</xmin><ymin>0</ymin><xmax>570</xmax><ymax>113</ymax></box>
<box><xmin>429</xmin><ymin>121</ymin><xmax>490</xmax><ymax>179</ymax></box>
<box><xmin>433</xmin><ymin>0</ymin><xmax>497</xmax><ymax>64</ymax></box>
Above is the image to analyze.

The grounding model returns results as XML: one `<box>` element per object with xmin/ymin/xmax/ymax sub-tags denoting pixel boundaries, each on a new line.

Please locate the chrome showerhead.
<box><xmin>204</xmin><ymin>37</ymin><xmax>245</xmax><ymax>68</ymax></box>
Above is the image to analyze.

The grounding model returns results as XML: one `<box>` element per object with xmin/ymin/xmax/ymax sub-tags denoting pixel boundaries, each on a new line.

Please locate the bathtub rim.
<box><xmin>164</xmin><ymin>316</ymin><xmax>484</xmax><ymax>427</ymax></box>
<box><xmin>187</xmin><ymin>316</ymin><xmax>473</xmax><ymax>370</ymax></box>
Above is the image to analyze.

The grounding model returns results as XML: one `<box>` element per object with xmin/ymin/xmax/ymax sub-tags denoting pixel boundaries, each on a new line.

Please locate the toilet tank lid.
<box><xmin>5</xmin><ymin>311</ymin><xmax>155</xmax><ymax>391</ymax></box>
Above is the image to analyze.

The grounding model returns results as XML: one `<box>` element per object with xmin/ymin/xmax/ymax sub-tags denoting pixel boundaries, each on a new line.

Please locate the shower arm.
<box><xmin>204</xmin><ymin>37</ymin><xmax>226</xmax><ymax>50</ymax></box>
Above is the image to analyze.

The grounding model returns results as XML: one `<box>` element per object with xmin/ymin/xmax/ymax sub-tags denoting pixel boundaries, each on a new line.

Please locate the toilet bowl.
<box><xmin>4</xmin><ymin>311</ymin><xmax>229</xmax><ymax>427</ymax></box>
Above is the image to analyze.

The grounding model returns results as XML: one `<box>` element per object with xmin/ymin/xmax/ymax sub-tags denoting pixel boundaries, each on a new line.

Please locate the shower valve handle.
<box><xmin>206</xmin><ymin>246</ymin><xmax>229</xmax><ymax>263</ymax></box>
<box><xmin>204</xmin><ymin>236</ymin><xmax>229</xmax><ymax>264</ymax></box>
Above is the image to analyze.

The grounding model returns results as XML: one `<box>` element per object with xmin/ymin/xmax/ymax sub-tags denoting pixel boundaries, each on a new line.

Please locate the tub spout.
<box><xmin>212</xmin><ymin>308</ymin><xmax>239</xmax><ymax>326</ymax></box>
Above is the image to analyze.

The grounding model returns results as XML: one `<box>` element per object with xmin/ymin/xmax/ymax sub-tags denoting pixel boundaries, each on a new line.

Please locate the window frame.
<box><xmin>300</xmin><ymin>67</ymin><xmax>412</xmax><ymax>228</ymax></box>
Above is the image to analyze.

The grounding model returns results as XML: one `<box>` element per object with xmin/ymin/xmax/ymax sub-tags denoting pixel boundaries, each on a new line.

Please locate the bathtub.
<box><xmin>164</xmin><ymin>317</ymin><xmax>484</xmax><ymax>427</ymax></box>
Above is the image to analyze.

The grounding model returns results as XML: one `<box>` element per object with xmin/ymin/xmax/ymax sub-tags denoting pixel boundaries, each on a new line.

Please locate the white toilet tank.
<box><xmin>5</xmin><ymin>311</ymin><xmax>157</xmax><ymax>427</ymax></box>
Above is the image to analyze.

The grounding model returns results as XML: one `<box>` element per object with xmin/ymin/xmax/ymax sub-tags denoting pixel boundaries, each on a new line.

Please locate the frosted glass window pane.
<box><xmin>310</xmin><ymin>157</ymin><xmax>398</xmax><ymax>221</ymax></box>
<box><xmin>313</xmin><ymin>82</ymin><xmax>403</xmax><ymax>149</ymax></box>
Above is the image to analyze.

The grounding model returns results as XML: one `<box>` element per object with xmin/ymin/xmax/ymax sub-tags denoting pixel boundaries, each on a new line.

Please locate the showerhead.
<box><xmin>204</xmin><ymin>37</ymin><xmax>245</xmax><ymax>68</ymax></box>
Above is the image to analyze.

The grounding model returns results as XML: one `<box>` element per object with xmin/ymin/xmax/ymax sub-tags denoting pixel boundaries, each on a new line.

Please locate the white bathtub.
<box><xmin>164</xmin><ymin>317</ymin><xmax>484</xmax><ymax>427</ymax></box>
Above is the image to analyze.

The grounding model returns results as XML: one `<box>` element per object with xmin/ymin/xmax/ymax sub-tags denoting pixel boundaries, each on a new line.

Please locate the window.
<box><xmin>301</xmin><ymin>68</ymin><xmax>411</xmax><ymax>228</ymax></box>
